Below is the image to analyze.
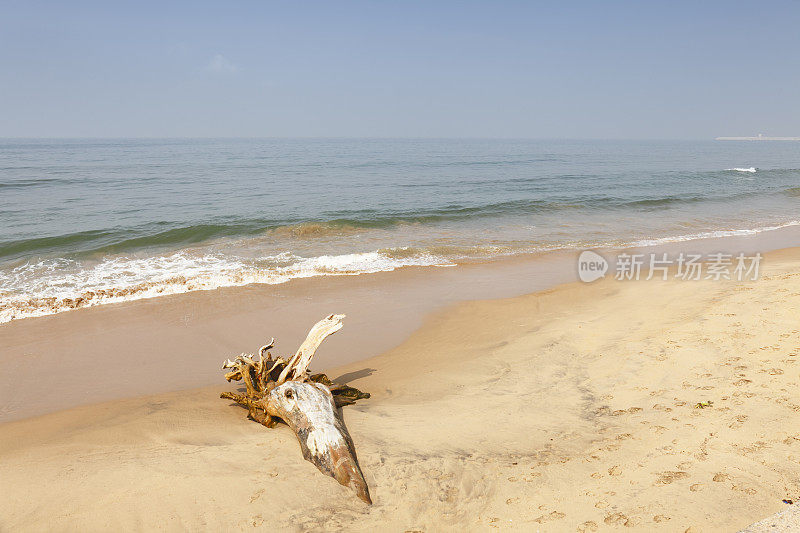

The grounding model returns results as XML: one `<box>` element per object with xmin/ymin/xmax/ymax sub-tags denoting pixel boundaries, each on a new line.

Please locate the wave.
<box><xmin>0</xmin><ymin>192</ymin><xmax>761</xmax><ymax>261</ymax></box>
<box><xmin>4</xmin><ymin>217</ymin><xmax>800</xmax><ymax>324</ymax></box>
<box><xmin>0</xmin><ymin>206</ymin><xmax>546</xmax><ymax>261</ymax></box>
<box><xmin>0</xmin><ymin>224</ymin><xmax>265</xmax><ymax>262</ymax></box>
<box><xmin>379</xmin><ymin>243</ymin><xmax>528</xmax><ymax>259</ymax></box>
<box><xmin>627</xmin><ymin>220</ymin><xmax>800</xmax><ymax>247</ymax></box>
<box><xmin>0</xmin><ymin>178</ymin><xmax>67</xmax><ymax>189</ymax></box>
<box><xmin>266</xmin><ymin>221</ymin><xmax>374</xmax><ymax>239</ymax></box>
<box><xmin>0</xmin><ymin>250</ymin><xmax>454</xmax><ymax>324</ymax></box>
<box><xmin>621</xmin><ymin>195</ymin><xmax>707</xmax><ymax>208</ymax></box>
<box><xmin>342</xmin><ymin>157</ymin><xmax>562</xmax><ymax>170</ymax></box>
<box><xmin>727</xmin><ymin>167</ymin><xmax>757</xmax><ymax>173</ymax></box>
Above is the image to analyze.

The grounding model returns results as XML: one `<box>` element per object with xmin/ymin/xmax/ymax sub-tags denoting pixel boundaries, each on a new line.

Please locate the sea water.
<box><xmin>1</xmin><ymin>138</ymin><xmax>798</xmax><ymax>322</ymax></box>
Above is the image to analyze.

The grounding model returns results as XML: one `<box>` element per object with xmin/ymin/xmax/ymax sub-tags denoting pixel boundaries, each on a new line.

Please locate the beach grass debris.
<box><xmin>220</xmin><ymin>314</ymin><xmax>372</xmax><ymax>503</ymax></box>
<box><xmin>694</xmin><ymin>401</ymin><xmax>714</xmax><ymax>409</ymax></box>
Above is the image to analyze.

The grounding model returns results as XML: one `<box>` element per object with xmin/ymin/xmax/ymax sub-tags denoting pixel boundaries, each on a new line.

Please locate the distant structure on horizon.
<box><xmin>716</xmin><ymin>133</ymin><xmax>800</xmax><ymax>141</ymax></box>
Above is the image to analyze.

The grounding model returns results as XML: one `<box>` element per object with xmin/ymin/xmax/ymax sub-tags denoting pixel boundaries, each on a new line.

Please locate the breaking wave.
<box><xmin>0</xmin><ymin>250</ymin><xmax>454</xmax><ymax>323</ymax></box>
<box><xmin>4</xmin><ymin>217</ymin><xmax>800</xmax><ymax>324</ymax></box>
<box><xmin>0</xmin><ymin>188</ymin><xmax>781</xmax><ymax>262</ymax></box>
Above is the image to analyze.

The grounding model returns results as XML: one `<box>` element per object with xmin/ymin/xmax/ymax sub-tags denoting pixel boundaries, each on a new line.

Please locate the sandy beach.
<box><xmin>1</xmin><ymin>245</ymin><xmax>799</xmax><ymax>531</ymax></box>
<box><xmin>5</xmin><ymin>1</ymin><xmax>800</xmax><ymax>530</ymax></box>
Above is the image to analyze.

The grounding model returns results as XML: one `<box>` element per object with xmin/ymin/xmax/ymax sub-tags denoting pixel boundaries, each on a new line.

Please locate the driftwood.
<box><xmin>220</xmin><ymin>314</ymin><xmax>372</xmax><ymax>503</ymax></box>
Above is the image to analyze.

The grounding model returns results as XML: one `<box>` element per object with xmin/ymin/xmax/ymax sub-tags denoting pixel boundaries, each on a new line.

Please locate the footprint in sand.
<box><xmin>732</xmin><ymin>484</ymin><xmax>758</xmax><ymax>495</ymax></box>
<box><xmin>604</xmin><ymin>512</ymin><xmax>640</xmax><ymax>527</ymax></box>
<box><xmin>712</xmin><ymin>473</ymin><xmax>730</xmax><ymax>482</ymax></box>
<box><xmin>578</xmin><ymin>521</ymin><xmax>599</xmax><ymax>532</ymax></box>
<box><xmin>655</xmin><ymin>471</ymin><xmax>689</xmax><ymax>485</ymax></box>
<box><xmin>533</xmin><ymin>511</ymin><xmax>566</xmax><ymax>523</ymax></box>
<box><xmin>729</xmin><ymin>415</ymin><xmax>748</xmax><ymax>429</ymax></box>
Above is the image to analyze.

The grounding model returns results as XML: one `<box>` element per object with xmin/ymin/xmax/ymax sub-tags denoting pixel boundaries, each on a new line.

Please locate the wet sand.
<box><xmin>2</xmin><ymin>225</ymin><xmax>797</xmax><ymax>424</ymax></box>
<box><xmin>2</xmin><ymin>242</ymin><xmax>800</xmax><ymax>530</ymax></box>
<box><xmin>0</xmin><ymin>249</ymin><xmax>579</xmax><ymax>423</ymax></box>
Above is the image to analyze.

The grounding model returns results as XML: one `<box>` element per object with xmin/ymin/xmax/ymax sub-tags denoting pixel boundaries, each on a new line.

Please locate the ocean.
<box><xmin>1</xmin><ymin>138</ymin><xmax>799</xmax><ymax>322</ymax></box>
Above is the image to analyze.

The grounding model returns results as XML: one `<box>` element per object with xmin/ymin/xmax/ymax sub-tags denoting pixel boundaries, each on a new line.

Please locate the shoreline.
<box><xmin>3</xmin><ymin>218</ymin><xmax>800</xmax><ymax>325</ymax></box>
<box><xmin>0</xmin><ymin>248</ymin><xmax>577</xmax><ymax>423</ymax></box>
<box><xmin>2</xmin><ymin>244</ymin><xmax>800</xmax><ymax>530</ymax></box>
<box><xmin>2</xmin><ymin>223</ymin><xmax>800</xmax><ymax>423</ymax></box>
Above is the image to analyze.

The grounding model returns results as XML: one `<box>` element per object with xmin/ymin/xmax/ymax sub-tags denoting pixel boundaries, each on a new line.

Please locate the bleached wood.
<box><xmin>265</xmin><ymin>380</ymin><xmax>371</xmax><ymax>503</ymax></box>
<box><xmin>219</xmin><ymin>314</ymin><xmax>371</xmax><ymax>504</ymax></box>
<box><xmin>258</xmin><ymin>338</ymin><xmax>275</xmax><ymax>358</ymax></box>
<box><xmin>276</xmin><ymin>314</ymin><xmax>345</xmax><ymax>384</ymax></box>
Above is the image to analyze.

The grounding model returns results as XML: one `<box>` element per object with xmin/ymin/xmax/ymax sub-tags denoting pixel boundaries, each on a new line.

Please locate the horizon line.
<box><xmin>0</xmin><ymin>136</ymin><xmax>720</xmax><ymax>142</ymax></box>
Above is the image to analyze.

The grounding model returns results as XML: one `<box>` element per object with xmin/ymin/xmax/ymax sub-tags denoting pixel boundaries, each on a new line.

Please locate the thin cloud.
<box><xmin>206</xmin><ymin>54</ymin><xmax>239</xmax><ymax>73</ymax></box>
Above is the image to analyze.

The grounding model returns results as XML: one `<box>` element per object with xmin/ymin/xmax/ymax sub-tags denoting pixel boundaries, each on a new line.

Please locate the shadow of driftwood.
<box><xmin>333</xmin><ymin>368</ymin><xmax>377</xmax><ymax>385</ymax></box>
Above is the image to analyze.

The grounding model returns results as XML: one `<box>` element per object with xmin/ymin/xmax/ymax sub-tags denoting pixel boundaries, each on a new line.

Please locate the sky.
<box><xmin>1</xmin><ymin>1</ymin><xmax>799</xmax><ymax>139</ymax></box>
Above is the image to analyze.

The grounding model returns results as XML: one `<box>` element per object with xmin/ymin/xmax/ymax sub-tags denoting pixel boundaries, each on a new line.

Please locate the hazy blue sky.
<box><xmin>2</xmin><ymin>1</ymin><xmax>799</xmax><ymax>138</ymax></box>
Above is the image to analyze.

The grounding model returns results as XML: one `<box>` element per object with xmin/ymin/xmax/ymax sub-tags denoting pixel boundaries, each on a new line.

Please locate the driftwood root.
<box><xmin>220</xmin><ymin>314</ymin><xmax>372</xmax><ymax>503</ymax></box>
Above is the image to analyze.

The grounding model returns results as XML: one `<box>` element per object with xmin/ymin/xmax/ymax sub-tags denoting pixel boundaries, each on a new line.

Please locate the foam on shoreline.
<box><xmin>2</xmin><ymin>219</ymin><xmax>800</xmax><ymax>324</ymax></box>
<box><xmin>0</xmin><ymin>250</ymin><xmax>454</xmax><ymax>323</ymax></box>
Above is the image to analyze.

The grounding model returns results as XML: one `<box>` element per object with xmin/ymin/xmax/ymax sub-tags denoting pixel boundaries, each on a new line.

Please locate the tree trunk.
<box><xmin>266</xmin><ymin>380</ymin><xmax>371</xmax><ymax>503</ymax></box>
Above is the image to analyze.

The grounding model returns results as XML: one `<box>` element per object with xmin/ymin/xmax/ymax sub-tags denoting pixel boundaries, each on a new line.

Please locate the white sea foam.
<box><xmin>627</xmin><ymin>220</ymin><xmax>800</xmax><ymax>247</ymax></box>
<box><xmin>0</xmin><ymin>250</ymin><xmax>454</xmax><ymax>324</ymax></box>
<box><xmin>3</xmin><ymin>219</ymin><xmax>800</xmax><ymax>324</ymax></box>
<box><xmin>726</xmin><ymin>167</ymin><xmax>757</xmax><ymax>173</ymax></box>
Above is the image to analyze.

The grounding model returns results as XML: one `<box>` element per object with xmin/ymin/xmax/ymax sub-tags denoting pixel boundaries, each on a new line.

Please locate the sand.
<box><xmin>2</xmin><ymin>247</ymin><xmax>800</xmax><ymax>531</ymax></box>
<box><xmin>0</xmin><ymin>250</ymin><xmax>578</xmax><ymax>423</ymax></box>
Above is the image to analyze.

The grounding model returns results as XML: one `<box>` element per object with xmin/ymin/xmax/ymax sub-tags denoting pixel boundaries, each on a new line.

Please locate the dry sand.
<box><xmin>2</xmin><ymin>248</ymin><xmax>800</xmax><ymax>531</ymax></box>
